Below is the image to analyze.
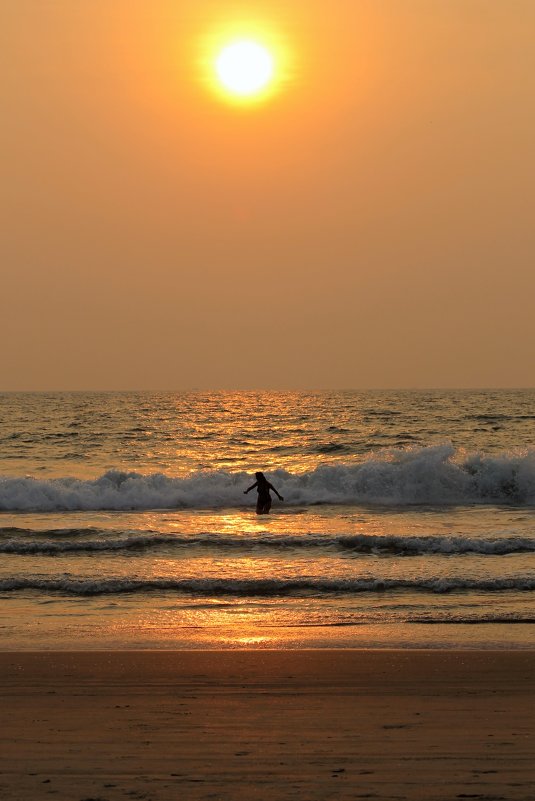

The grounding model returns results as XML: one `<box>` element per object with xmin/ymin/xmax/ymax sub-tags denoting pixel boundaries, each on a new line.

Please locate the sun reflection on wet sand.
<box><xmin>226</xmin><ymin>636</ymin><xmax>274</xmax><ymax>647</ymax></box>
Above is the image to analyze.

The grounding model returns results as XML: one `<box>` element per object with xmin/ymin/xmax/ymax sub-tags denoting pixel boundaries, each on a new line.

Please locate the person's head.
<box><xmin>255</xmin><ymin>471</ymin><xmax>266</xmax><ymax>483</ymax></box>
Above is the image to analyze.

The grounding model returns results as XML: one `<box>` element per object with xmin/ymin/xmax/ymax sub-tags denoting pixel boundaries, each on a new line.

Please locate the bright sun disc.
<box><xmin>215</xmin><ymin>40</ymin><xmax>275</xmax><ymax>98</ymax></box>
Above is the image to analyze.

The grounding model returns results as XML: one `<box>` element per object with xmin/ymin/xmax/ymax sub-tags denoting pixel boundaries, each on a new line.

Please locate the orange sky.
<box><xmin>2</xmin><ymin>1</ymin><xmax>534</xmax><ymax>390</ymax></box>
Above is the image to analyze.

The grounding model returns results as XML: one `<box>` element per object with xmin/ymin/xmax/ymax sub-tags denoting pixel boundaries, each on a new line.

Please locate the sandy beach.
<box><xmin>0</xmin><ymin>650</ymin><xmax>533</xmax><ymax>801</ymax></box>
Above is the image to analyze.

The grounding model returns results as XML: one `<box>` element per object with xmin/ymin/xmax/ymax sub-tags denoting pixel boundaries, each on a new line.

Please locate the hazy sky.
<box><xmin>2</xmin><ymin>1</ymin><xmax>534</xmax><ymax>390</ymax></box>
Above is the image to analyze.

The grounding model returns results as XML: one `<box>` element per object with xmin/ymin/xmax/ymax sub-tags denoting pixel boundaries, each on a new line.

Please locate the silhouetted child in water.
<box><xmin>244</xmin><ymin>472</ymin><xmax>284</xmax><ymax>515</ymax></box>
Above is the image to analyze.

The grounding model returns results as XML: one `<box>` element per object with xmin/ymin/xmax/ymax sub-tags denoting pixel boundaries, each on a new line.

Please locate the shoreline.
<box><xmin>2</xmin><ymin>645</ymin><xmax>535</xmax><ymax>652</ymax></box>
<box><xmin>3</xmin><ymin>621</ymin><xmax>534</xmax><ymax>651</ymax></box>
<box><xmin>2</xmin><ymin>649</ymin><xmax>534</xmax><ymax>800</ymax></box>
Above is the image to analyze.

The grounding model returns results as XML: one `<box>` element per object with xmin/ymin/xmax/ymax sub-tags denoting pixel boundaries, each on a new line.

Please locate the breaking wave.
<box><xmin>408</xmin><ymin>616</ymin><xmax>535</xmax><ymax>624</ymax></box>
<box><xmin>2</xmin><ymin>445</ymin><xmax>535</xmax><ymax>511</ymax></box>
<box><xmin>1</xmin><ymin>575</ymin><xmax>534</xmax><ymax>596</ymax></box>
<box><xmin>1</xmin><ymin>531</ymin><xmax>534</xmax><ymax>556</ymax></box>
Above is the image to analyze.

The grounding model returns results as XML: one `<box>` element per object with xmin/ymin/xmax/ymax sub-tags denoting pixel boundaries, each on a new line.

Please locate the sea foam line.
<box><xmin>1</xmin><ymin>576</ymin><xmax>534</xmax><ymax>596</ymax></box>
<box><xmin>1</xmin><ymin>532</ymin><xmax>534</xmax><ymax>556</ymax></box>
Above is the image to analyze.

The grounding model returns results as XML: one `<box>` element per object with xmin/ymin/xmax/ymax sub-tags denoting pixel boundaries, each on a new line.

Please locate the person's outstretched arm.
<box><xmin>244</xmin><ymin>482</ymin><xmax>258</xmax><ymax>495</ymax></box>
<box><xmin>269</xmin><ymin>483</ymin><xmax>284</xmax><ymax>501</ymax></box>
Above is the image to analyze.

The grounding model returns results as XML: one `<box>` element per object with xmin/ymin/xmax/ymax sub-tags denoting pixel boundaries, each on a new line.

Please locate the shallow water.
<box><xmin>1</xmin><ymin>390</ymin><xmax>534</xmax><ymax>649</ymax></box>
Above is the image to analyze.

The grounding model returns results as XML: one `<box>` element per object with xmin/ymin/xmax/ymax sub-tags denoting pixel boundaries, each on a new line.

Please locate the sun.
<box><xmin>200</xmin><ymin>22</ymin><xmax>289</xmax><ymax>106</ymax></box>
<box><xmin>215</xmin><ymin>40</ymin><xmax>275</xmax><ymax>98</ymax></box>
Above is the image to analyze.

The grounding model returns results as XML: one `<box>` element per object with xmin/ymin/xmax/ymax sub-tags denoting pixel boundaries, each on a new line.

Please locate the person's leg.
<box><xmin>256</xmin><ymin>498</ymin><xmax>271</xmax><ymax>514</ymax></box>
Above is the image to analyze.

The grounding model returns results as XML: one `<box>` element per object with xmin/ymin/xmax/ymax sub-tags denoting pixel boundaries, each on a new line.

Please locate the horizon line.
<box><xmin>1</xmin><ymin>387</ymin><xmax>535</xmax><ymax>394</ymax></box>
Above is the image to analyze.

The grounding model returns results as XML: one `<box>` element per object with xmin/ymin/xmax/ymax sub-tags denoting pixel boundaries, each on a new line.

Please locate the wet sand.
<box><xmin>0</xmin><ymin>650</ymin><xmax>533</xmax><ymax>801</ymax></box>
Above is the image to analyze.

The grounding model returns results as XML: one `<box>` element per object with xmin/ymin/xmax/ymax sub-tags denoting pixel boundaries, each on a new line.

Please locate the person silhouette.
<box><xmin>244</xmin><ymin>471</ymin><xmax>284</xmax><ymax>515</ymax></box>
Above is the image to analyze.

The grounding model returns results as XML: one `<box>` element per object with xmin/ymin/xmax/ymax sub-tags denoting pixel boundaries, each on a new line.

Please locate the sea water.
<box><xmin>0</xmin><ymin>390</ymin><xmax>534</xmax><ymax>649</ymax></box>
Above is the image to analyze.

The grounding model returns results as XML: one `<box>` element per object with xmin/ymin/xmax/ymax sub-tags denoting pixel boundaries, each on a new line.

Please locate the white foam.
<box><xmin>1</xmin><ymin>445</ymin><xmax>535</xmax><ymax>511</ymax></box>
<box><xmin>1</xmin><ymin>575</ymin><xmax>534</xmax><ymax>596</ymax></box>
<box><xmin>1</xmin><ymin>531</ymin><xmax>533</xmax><ymax>556</ymax></box>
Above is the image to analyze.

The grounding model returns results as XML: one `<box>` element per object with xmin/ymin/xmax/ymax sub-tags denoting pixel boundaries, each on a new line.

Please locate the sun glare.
<box><xmin>202</xmin><ymin>22</ymin><xmax>289</xmax><ymax>106</ymax></box>
<box><xmin>216</xmin><ymin>40</ymin><xmax>274</xmax><ymax>98</ymax></box>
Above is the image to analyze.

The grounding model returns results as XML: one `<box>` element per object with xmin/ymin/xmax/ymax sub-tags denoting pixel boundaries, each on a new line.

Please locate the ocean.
<box><xmin>1</xmin><ymin>390</ymin><xmax>534</xmax><ymax>650</ymax></box>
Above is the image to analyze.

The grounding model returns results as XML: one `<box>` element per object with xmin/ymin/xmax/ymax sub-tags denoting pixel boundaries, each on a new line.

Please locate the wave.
<box><xmin>1</xmin><ymin>531</ymin><xmax>534</xmax><ymax>556</ymax></box>
<box><xmin>408</xmin><ymin>616</ymin><xmax>535</xmax><ymax>624</ymax></box>
<box><xmin>0</xmin><ymin>527</ymin><xmax>107</xmax><ymax>537</ymax></box>
<box><xmin>1</xmin><ymin>575</ymin><xmax>534</xmax><ymax>596</ymax></box>
<box><xmin>2</xmin><ymin>445</ymin><xmax>535</xmax><ymax>511</ymax></box>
